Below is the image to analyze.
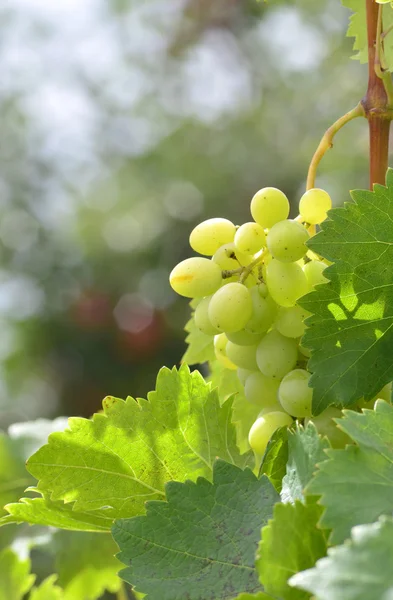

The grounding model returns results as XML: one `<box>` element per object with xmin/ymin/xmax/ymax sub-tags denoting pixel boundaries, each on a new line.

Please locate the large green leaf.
<box><xmin>257</xmin><ymin>501</ymin><xmax>327</xmax><ymax>600</ymax></box>
<box><xmin>281</xmin><ymin>423</ymin><xmax>329</xmax><ymax>503</ymax></box>
<box><xmin>0</xmin><ymin>548</ymin><xmax>35</xmax><ymax>600</ymax></box>
<box><xmin>307</xmin><ymin>401</ymin><xmax>393</xmax><ymax>544</ymax></box>
<box><xmin>113</xmin><ymin>460</ymin><xmax>279</xmax><ymax>600</ymax></box>
<box><xmin>52</xmin><ymin>531</ymin><xmax>121</xmax><ymax>600</ymax></box>
<box><xmin>18</xmin><ymin>366</ymin><xmax>251</xmax><ymax>527</ymax></box>
<box><xmin>290</xmin><ymin>516</ymin><xmax>393</xmax><ymax>600</ymax></box>
<box><xmin>301</xmin><ymin>171</ymin><xmax>393</xmax><ymax>413</ymax></box>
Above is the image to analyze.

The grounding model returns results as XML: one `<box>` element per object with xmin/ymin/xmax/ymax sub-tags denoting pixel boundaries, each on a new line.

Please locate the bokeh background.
<box><xmin>0</xmin><ymin>0</ymin><xmax>368</xmax><ymax>428</ymax></box>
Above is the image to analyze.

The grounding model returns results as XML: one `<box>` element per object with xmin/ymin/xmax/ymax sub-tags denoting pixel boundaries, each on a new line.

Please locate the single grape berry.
<box><xmin>275</xmin><ymin>304</ymin><xmax>309</xmax><ymax>338</ymax></box>
<box><xmin>208</xmin><ymin>282</ymin><xmax>253</xmax><ymax>333</ymax></box>
<box><xmin>266</xmin><ymin>259</ymin><xmax>309</xmax><ymax>307</ymax></box>
<box><xmin>278</xmin><ymin>369</ymin><xmax>312</xmax><ymax>417</ymax></box>
<box><xmin>226</xmin><ymin>341</ymin><xmax>259</xmax><ymax>370</ymax></box>
<box><xmin>303</xmin><ymin>260</ymin><xmax>328</xmax><ymax>288</ymax></box>
<box><xmin>299</xmin><ymin>188</ymin><xmax>332</xmax><ymax>224</ymax></box>
<box><xmin>234</xmin><ymin>222</ymin><xmax>266</xmax><ymax>254</ymax></box>
<box><xmin>244</xmin><ymin>371</ymin><xmax>281</xmax><ymax>407</ymax></box>
<box><xmin>256</xmin><ymin>329</ymin><xmax>298</xmax><ymax>379</ymax></box>
<box><xmin>189</xmin><ymin>218</ymin><xmax>236</xmax><ymax>256</ymax></box>
<box><xmin>212</xmin><ymin>242</ymin><xmax>252</xmax><ymax>271</ymax></box>
<box><xmin>169</xmin><ymin>257</ymin><xmax>222</xmax><ymax>298</ymax></box>
<box><xmin>250</xmin><ymin>187</ymin><xmax>290</xmax><ymax>228</ymax></box>
<box><xmin>248</xmin><ymin>412</ymin><xmax>293</xmax><ymax>455</ymax></box>
<box><xmin>267</xmin><ymin>219</ymin><xmax>309</xmax><ymax>263</ymax></box>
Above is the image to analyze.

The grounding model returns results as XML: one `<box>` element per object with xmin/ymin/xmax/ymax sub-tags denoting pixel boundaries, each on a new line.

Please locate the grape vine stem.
<box><xmin>306</xmin><ymin>103</ymin><xmax>365</xmax><ymax>191</ymax></box>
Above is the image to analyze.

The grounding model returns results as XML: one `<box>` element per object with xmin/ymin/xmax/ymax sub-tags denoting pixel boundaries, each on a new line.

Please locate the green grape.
<box><xmin>275</xmin><ymin>305</ymin><xmax>309</xmax><ymax>338</ymax></box>
<box><xmin>226</xmin><ymin>329</ymin><xmax>263</xmax><ymax>346</ymax></box>
<box><xmin>214</xmin><ymin>333</ymin><xmax>236</xmax><ymax>370</ymax></box>
<box><xmin>170</xmin><ymin>257</ymin><xmax>222</xmax><ymax>298</ymax></box>
<box><xmin>303</xmin><ymin>260</ymin><xmax>328</xmax><ymax>288</ymax></box>
<box><xmin>234</xmin><ymin>222</ymin><xmax>266</xmax><ymax>254</ymax></box>
<box><xmin>245</xmin><ymin>287</ymin><xmax>277</xmax><ymax>334</ymax></box>
<box><xmin>212</xmin><ymin>242</ymin><xmax>252</xmax><ymax>271</ymax></box>
<box><xmin>256</xmin><ymin>329</ymin><xmax>298</xmax><ymax>379</ymax></box>
<box><xmin>257</xmin><ymin>282</ymin><xmax>268</xmax><ymax>298</ymax></box>
<box><xmin>299</xmin><ymin>188</ymin><xmax>332</xmax><ymax>225</ymax></box>
<box><xmin>208</xmin><ymin>283</ymin><xmax>253</xmax><ymax>332</ymax></box>
<box><xmin>237</xmin><ymin>368</ymin><xmax>254</xmax><ymax>385</ymax></box>
<box><xmin>266</xmin><ymin>220</ymin><xmax>309</xmax><ymax>263</ymax></box>
<box><xmin>306</xmin><ymin>407</ymin><xmax>351</xmax><ymax>449</ymax></box>
<box><xmin>244</xmin><ymin>371</ymin><xmax>281</xmax><ymax>407</ymax></box>
<box><xmin>266</xmin><ymin>259</ymin><xmax>309</xmax><ymax>307</ymax></box>
<box><xmin>250</xmin><ymin>187</ymin><xmax>290</xmax><ymax>228</ymax></box>
<box><xmin>226</xmin><ymin>342</ymin><xmax>259</xmax><ymax>370</ymax></box>
<box><xmin>278</xmin><ymin>369</ymin><xmax>312</xmax><ymax>417</ymax></box>
<box><xmin>248</xmin><ymin>412</ymin><xmax>293</xmax><ymax>455</ymax></box>
<box><xmin>189</xmin><ymin>218</ymin><xmax>236</xmax><ymax>256</ymax></box>
<box><xmin>194</xmin><ymin>296</ymin><xmax>220</xmax><ymax>336</ymax></box>
<box><xmin>298</xmin><ymin>343</ymin><xmax>311</xmax><ymax>358</ymax></box>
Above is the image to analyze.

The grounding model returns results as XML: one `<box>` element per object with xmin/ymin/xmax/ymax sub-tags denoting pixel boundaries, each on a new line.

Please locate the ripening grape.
<box><xmin>258</xmin><ymin>405</ymin><xmax>287</xmax><ymax>416</ymax></box>
<box><xmin>278</xmin><ymin>369</ymin><xmax>312</xmax><ymax>417</ymax></box>
<box><xmin>248</xmin><ymin>412</ymin><xmax>293</xmax><ymax>455</ymax></box>
<box><xmin>214</xmin><ymin>333</ymin><xmax>236</xmax><ymax>370</ymax></box>
<box><xmin>299</xmin><ymin>188</ymin><xmax>332</xmax><ymax>224</ymax></box>
<box><xmin>235</xmin><ymin>222</ymin><xmax>266</xmax><ymax>254</ymax></box>
<box><xmin>244</xmin><ymin>371</ymin><xmax>281</xmax><ymax>407</ymax></box>
<box><xmin>169</xmin><ymin>257</ymin><xmax>222</xmax><ymax>298</ymax></box>
<box><xmin>257</xmin><ymin>282</ymin><xmax>268</xmax><ymax>298</ymax></box>
<box><xmin>306</xmin><ymin>407</ymin><xmax>351</xmax><ymax>449</ymax></box>
<box><xmin>275</xmin><ymin>305</ymin><xmax>309</xmax><ymax>338</ymax></box>
<box><xmin>266</xmin><ymin>259</ymin><xmax>309</xmax><ymax>307</ymax></box>
<box><xmin>250</xmin><ymin>188</ymin><xmax>290</xmax><ymax>228</ymax></box>
<box><xmin>267</xmin><ymin>220</ymin><xmax>310</xmax><ymax>263</ymax></box>
<box><xmin>245</xmin><ymin>287</ymin><xmax>277</xmax><ymax>334</ymax></box>
<box><xmin>303</xmin><ymin>260</ymin><xmax>328</xmax><ymax>288</ymax></box>
<box><xmin>194</xmin><ymin>296</ymin><xmax>220</xmax><ymax>336</ymax></box>
<box><xmin>256</xmin><ymin>329</ymin><xmax>298</xmax><ymax>379</ymax></box>
<box><xmin>212</xmin><ymin>242</ymin><xmax>252</xmax><ymax>271</ymax></box>
<box><xmin>208</xmin><ymin>283</ymin><xmax>253</xmax><ymax>332</ymax></box>
<box><xmin>226</xmin><ymin>342</ymin><xmax>259</xmax><ymax>370</ymax></box>
<box><xmin>226</xmin><ymin>329</ymin><xmax>263</xmax><ymax>346</ymax></box>
<box><xmin>237</xmin><ymin>368</ymin><xmax>254</xmax><ymax>385</ymax></box>
<box><xmin>189</xmin><ymin>218</ymin><xmax>236</xmax><ymax>256</ymax></box>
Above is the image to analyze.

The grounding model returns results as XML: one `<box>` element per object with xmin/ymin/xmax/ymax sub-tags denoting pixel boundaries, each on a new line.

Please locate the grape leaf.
<box><xmin>290</xmin><ymin>516</ymin><xmax>393</xmax><ymax>600</ymax></box>
<box><xmin>301</xmin><ymin>171</ymin><xmax>393</xmax><ymax>413</ymax></box>
<box><xmin>342</xmin><ymin>1</ymin><xmax>393</xmax><ymax>70</ymax></box>
<box><xmin>52</xmin><ymin>531</ymin><xmax>121</xmax><ymax>600</ymax></box>
<box><xmin>257</xmin><ymin>501</ymin><xmax>327</xmax><ymax>600</ymax></box>
<box><xmin>112</xmin><ymin>460</ymin><xmax>279</xmax><ymax>600</ymax></box>
<box><xmin>307</xmin><ymin>400</ymin><xmax>393</xmax><ymax>544</ymax></box>
<box><xmin>0</xmin><ymin>548</ymin><xmax>35</xmax><ymax>600</ymax></box>
<box><xmin>259</xmin><ymin>426</ymin><xmax>288</xmax><ymax>493</ymax></box>
<box><xmin>29</xmin><ymin>576</ymin><xmax>63</xmax><ymax>600</ymax></box>
<box><xmin>182</xmin><ymin>316</ymin><xmax>215</xmax><ymax>365</ymax></box>
<box><xmin>281</xmin><ymin>423</ymin><xmax>329</xmax><ymax>503</ymax></box>
<box><xmin>19</xmin><ymin>365</ymin><xmax>251</xmax><ymax>527</ymax></box>
<box><xmin>1</xmin><ymin>496</ymin><xmax>113</xmax><ymax>532</ymax></box>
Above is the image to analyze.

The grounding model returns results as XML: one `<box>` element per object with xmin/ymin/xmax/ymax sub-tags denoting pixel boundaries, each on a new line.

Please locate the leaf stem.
<box><xmin>306</xmin><ymin>103</ymin><xmax>365</xmax><ymax>190</ymax></box>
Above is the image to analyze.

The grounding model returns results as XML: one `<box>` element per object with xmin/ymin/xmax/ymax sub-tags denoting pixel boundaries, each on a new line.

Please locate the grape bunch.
<box><xmin>169</xmin><ymin>186</ymin><xmax>344</xmax><ymax>456</ymax></box>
